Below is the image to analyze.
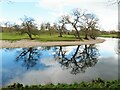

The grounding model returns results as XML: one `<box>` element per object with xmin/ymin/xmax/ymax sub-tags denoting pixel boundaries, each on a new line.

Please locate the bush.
<box><xmin>2</xmin><ymin>79</ymin><xmax>120</xmax><ymax>89</ymax></box>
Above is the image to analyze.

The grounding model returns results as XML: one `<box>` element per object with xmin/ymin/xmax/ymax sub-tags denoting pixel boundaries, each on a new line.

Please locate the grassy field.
<box><xmin>38</xmin><ymin>34</ymin><xmax>81</xmax><ymax>41</ymax></box>
<box><xmin>0</xmin><ymin>32</ymin><xmax>119</xmax><ymax>42</ymax></box>
<box><xmin>2</xmin><ymin>78</ymin><xmax>119</xmax><ymax>89</ymax></box>
<box><xmin>99</xmin><ymin>34</ymin><xmax>118</xmax><ymax>38</ymax></box>
<box><xmin>0</xmin><ymin>33</ymin><xmax>29</xmax><ymax>40</ymax></box>
<box><xmin>0</xmin><ymin>32</ymin><xmax>82</xmax><ymax>41</ymax></box>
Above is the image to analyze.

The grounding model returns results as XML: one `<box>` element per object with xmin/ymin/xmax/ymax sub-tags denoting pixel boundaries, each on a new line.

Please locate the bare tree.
<box><xmin>12</xmin><ymin>24</ymin><xmax>21</xmax><ymax>33</ymax></box>
<box><xmin>40</xmin><ymin>23</ymin><xmax>46</xmax><ymax>31</ymax></box>
<box><xmin>45</xmin><ymin>22</ymin><xmax>51</xmax><ymax>36</ymax></box>
<box><xmin>21</xmin><ymin>16</ymin><xmax>37</xmax><ymax>40</ymax></box>
<box><xmin>0</xmin><ymin>22</ymin><xmax>3</xmax><ymax>32</ymax></box>
<box><xmin>82</xmin><ymin>13</ymin><xmax>99</xmax><ymax>39</ymax></box>
<box><xmin>60</xmin><ymin>9</ymin><xmax>85</xmax><ymax>39</ymax></box>
<box><xmin>59</xmin><ymin>18</ymin><xmax>68</xmax><ymax>37</ymax></box>
<box><xmin>4</xmin><ymin>21</ymin><xmax>13</xmax><ymax>32</ymax></box>
<box><xmin>54</xmin><ymin>21</ymin><xmax>66</xmax><ymax>37</ymax></box>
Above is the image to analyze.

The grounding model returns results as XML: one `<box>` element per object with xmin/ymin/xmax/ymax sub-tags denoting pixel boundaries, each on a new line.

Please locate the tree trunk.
<box><xmin>76</xmin><ymin>30</ymin><xmax>80</xmax><ymax>39</ymax></box>
<box><xmin>74</xmin><ymin>26</ymin><xmax>81</xmax><ymax>40</ymax></box>
<box><xmin>27</xmin><ymin>26</ymin><xmax>33</xmax><ymax>40</ymax></box>
<box><xmin>49</xmin><ymin>29</ymin><xmax>51</xmax><ymax>36</ymax></box>
<box><xmin>58</xmin><ymin>29</ymin><xmax>62</xmax><ymax>37</ymax></box>
<box><xmin>59</xmin><ymin>30</ymin><xmax>62</xmax><ymax>37</ymax></box>
<box><xmin>84</xmin><ymin>33</ymin><xmax>88</xmax><ymax>40</ymax></box>
<box><xmin>27</xmin><ymin>33</ymin><xmax>33</xmax><ymax>40</ymax></box>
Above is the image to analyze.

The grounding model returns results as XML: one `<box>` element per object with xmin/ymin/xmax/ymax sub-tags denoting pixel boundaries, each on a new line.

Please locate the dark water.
<box><xmin>0</xmin><ymin>38</ymin><xmax>118</xmax><ymax>86</ymax></box>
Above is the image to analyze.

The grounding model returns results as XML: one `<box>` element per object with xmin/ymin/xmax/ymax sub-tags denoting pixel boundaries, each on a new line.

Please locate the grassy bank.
<box><xmin>0</xmin><ymin>33</ymin><xmax>28</xmax><ymax>41</ymax></box>
<box><xmin>0</xmin><ymin>33</ymin><xmax>82</xmax><ymax>41</ymax></box>
<box><xmin>0</xmin><ymin>33</ymin><xmax>119</xmax><ymax>42</ymax></box>
<box><xmin>2</xmin><ymin>78</ymin><xmax>120</xmax><ymax>89</ymax></box>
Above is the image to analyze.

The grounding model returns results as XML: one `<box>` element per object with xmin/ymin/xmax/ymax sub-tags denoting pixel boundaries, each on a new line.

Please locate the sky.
<box><xmin>0</xmin><ymin>0</ymin><xmax>118</xmax><ymax>31</ymax></box>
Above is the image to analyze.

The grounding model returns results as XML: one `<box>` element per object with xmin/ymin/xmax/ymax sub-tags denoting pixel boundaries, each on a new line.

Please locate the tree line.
<box><xmin>0</xmin><ymin>8</ymin><xmax>118</xmax><ymax>40</ymax></box>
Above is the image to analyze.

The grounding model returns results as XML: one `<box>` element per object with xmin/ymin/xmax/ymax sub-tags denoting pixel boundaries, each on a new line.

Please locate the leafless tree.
<box><xmin>82</xmin><ymin>13</ymin><xmax>99</xmax><ymax>39</ymax></box>
<box><xmin>4</xmin><ymin>21</ymin><xmax>13</xmax><ymax>32</ymax></box>
<box><xmin>12</xmin><ymin>24</ymin><xmax>21</xmax><ymax>33</ymax></box>
<box><xmin>45</xmin><ymin>22</ymin><xmax>52</xmax><ymax>36</ymax></box>
<box><xmin>60</xmin><ymin>9</ymin><xmax>99</xmax><ymax>40</ymax></box>
<box><xmin>40</xmin><ymin>23</ymin><xmax>46</xmax><ymax>31</ymax></box>
<box><xmin>60</xmin><ymin>9</ymin><xmax>85</xmax><ymax>39</ymax></box>
<box><xmin>21</xmin><ymin>16</ymin><xmax>38</xmax><ymax>40</ymax></box>
<box><xmin>55</xmin><ymin>19</ymin><xmax>66</xmax><ymax>37</ymax></box>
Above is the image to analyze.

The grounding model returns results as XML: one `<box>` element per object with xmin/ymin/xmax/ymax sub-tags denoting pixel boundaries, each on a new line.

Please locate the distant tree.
<box><xmin>53</xmin><ymin>22</ymin><xmax>66</xmax><ymax>37</ymax></box>
<box><xmin>12</xmin><ymin>24</ymin><xmax>21</xmax><ymax>33</ymax></box>
<box><xmin>40</xmin><ymin>23</ymin><xmax>46</xmax><ymax>31</ymax></box>
<box><xmin>82</xmin><ymin>13</ymin><xmax>99</xmax><ymax>39</ymax></box>
<box><xmin>4</xmin><ymin>21</ymin><xmax>13</xmax><ymax>32</ymax></box>
<box><xmin>45</xmin><ymin>22</ymin><xmax>51</xmax><ymax>35</ymax></box>
<box><xmin>4</xmin><ymin>22</ymin><xmax>9</xmax><ymax>28</ymax></box>
<box><xmin>20</xmin><ymin>16</ymin><xmax>38</xmax><ymax>40</ymax></box>
<box><xmin>89</xmin><ymin>29</ymin><xmax>101</xmax><ymax>39</ymax></box>
<box><xmin>50</xmin><ymin>23</ymin><xmax>58</xmax><ymax>33</ymax></box>
<box><xmin>60</xmin><ymin>9</ymin><xmax>85</xmax><ymax>39</ymax></box>
<box><xmin>0</xmin><ymin>24</ymin><xmax>2</xmax><ymax>33</ymax></box>
<box><xmin>58</xmin><ymin>17</ymin><xmax>67</xmax><ymax>37</ymax></box>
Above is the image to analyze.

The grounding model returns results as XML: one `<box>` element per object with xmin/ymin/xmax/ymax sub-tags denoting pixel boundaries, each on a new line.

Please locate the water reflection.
<box><xmin>16</xmin><ymin>47</ymin><xmax>41</xmax><ymax>69</ymax></box>
<box><xmin>54</xmin><ymin>45</ymin><xmax>99</xmax><ymax>75</ymax></box>
<box><xmin>1</xmin><ymin>38</ymin><xmax>118</xmax><ymax>86</ymax></box>
<box><xmin>14</xmin><ymin>45</ymin><xmax>99</xmax><ymax>74</ymax></box>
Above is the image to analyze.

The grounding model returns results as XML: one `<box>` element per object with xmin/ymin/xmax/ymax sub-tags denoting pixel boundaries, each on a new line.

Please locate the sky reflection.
<box><xmin>0</xmin><ymin>38</ymin><xmax>118</xmax><ymax>86</ymax></box>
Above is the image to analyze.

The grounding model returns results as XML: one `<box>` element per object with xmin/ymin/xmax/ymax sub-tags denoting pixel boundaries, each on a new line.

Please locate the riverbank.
<box><xmin>0</xmin><ymin>38</ymin><xmax>105</xmax><ymax>48</ymax></box>
<box><xmin>2</xmin><ymin>78</ymin><xmax>119</xmax><ymax>89</ymax></box>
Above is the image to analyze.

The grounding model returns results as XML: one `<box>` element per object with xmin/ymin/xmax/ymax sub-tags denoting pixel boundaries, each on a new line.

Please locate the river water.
<box><xmin>0</xmin><ymin>38</ymin><xmax>118</xmax><ymax>86</ymax></box>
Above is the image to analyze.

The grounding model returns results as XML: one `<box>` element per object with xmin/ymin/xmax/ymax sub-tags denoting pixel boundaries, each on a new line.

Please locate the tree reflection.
<box><xmin>16</xmin><ymin>47</ymin><xmax>41</xmax><ymax>69</ymax></box>
<box><xmin>54</xmin><ymin>45</ymin><xmax>99</xmax><ymax>75</ymax></box>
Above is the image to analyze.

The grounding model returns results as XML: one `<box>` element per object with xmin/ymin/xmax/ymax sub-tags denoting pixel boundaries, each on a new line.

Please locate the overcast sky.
<box><xmin>0</xmin><ymin>0</ymin><xmax>118</xmax><ymax>31</ymax></box>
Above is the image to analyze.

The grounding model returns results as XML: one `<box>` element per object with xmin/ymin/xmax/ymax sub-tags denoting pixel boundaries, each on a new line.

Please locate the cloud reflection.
<box><xmin>7</xmin><ymin>56</ymin><xmax>118</xmax><ymax>86</ymax></box>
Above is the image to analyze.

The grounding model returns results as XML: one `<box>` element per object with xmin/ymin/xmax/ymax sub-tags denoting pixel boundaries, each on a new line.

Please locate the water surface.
<box><xmin>0</xmin><ymin>38</ymin><xmax>118</xmax><ymax>86</ymax></box>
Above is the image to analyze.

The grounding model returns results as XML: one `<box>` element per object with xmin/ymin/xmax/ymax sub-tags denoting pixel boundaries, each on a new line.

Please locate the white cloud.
<box><xmin>37</xmin><ymin>0</ymin><xmax>105</xmax><ymax>11</ymax></box>
<box><xmin>37</xmin><ymin>0</ymin><xmax>81</xmax><ymax>11</ymax></box>
<box><xmin>36</xmin><ymin>0</ymin><xmax>118</xmax><ymax>31</ymax></box>
<box><xmin>98</xmin><ymin>9</ymin><xmax>118</xmax><ymax>30</ymax></box>
<box><xmin>1</xmin><ymin>0</ymin><xmax>118</xmax><ymax>31</ymax></box>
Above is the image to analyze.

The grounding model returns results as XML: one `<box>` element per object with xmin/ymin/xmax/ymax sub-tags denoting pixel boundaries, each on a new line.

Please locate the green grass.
<box><xmin>99</xmin><ymin>34</ymin><xmax>118</xmax><ymax>38</ymax></box>
<box><xmin>0</xmin><ymin>33</ymin><xmax>29</xmax><ymax>41</ymax></box>
<box><xmin>0</xmin><ymin>32</ymin><xmax>119</xmax><ymax>42</ymax></box>
<box><xmin>2</xmin><ymin>78</ymin><xmax>120</xmax><ymax>89</ymax></box>
<box><xmin>38</xmin><ymin>34</ymin><xmax>80</xmax><ymax>41</ymax></box>
<box><xmin>0</xmin><ymin>33</ymin><xmax>82</xmax><ymax>41</ymax></box>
